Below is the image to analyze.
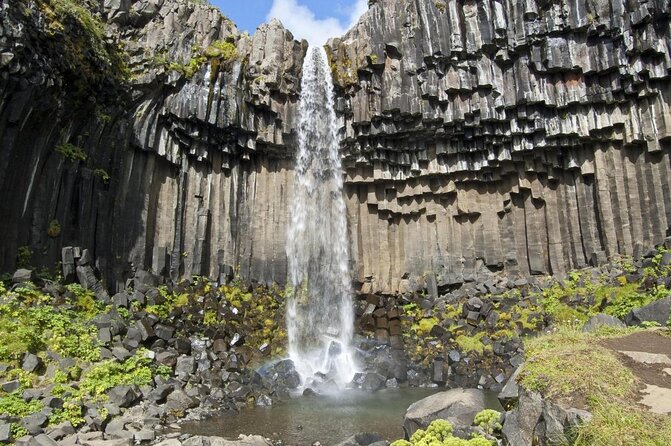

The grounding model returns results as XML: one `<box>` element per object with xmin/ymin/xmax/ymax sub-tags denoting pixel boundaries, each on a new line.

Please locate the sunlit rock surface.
<box><xmin>1</xmin><ymin>0</ymin><xmax>671</xmax><ymax>293</ymax></box>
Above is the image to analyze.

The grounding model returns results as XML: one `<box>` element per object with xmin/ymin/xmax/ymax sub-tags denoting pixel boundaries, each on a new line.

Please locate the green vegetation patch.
<box><xmin>55</xmin><ymin>143</ymin><xmax>87</xmax><ymax>162</ymax></box>
<box><xmin>520</xmin><ymin>327</ymin><xmax>671</xmax><ymax>446</ymax></box>
<box><xmin>37</xmin><ymin>0</ymin><xmax>129</xmax><ymax>93</ymax></box>
<box><xmin>390</xmin><ymin>419</ymin><xmax>494</xmax><ymax>446</ymax></box>
<box><xmin>0</xmin><ymin>283</ymin><xmax>101</xmax><ymax>363</ymax></box>
<box><xmin>80</xmin><ymin>350</ymin><xmax>156</xmax><ymax>396</ymax></box>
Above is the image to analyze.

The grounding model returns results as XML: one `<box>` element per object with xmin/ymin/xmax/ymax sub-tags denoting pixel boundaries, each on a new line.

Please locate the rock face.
<box><xmin>0</xmin><ymin>0</ymin><xmax>305</xmax><ymax>289</ymax></box>
<box><xmin>329</xmin><ymin>0</ymin><xmax>671</xmax><ymax>292</ymax></box>
<box><xmin>2</xmin><ymin>0</ymin><xmax>671</xmax><ymax>292</ymax></box>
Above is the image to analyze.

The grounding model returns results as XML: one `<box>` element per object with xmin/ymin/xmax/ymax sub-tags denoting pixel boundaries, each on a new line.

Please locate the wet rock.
<box><xmin>255</xmin><ymin>394</ymin><xmax>272</xmax><ymax>407</ymax></box>
<box><xmin>335</xmin><ymin>432</ymin><xmax>385</xmax><ymax>446</ymax></box>
<box><xmin>403</xmin><ymin>388</ymin><xmax>488</xmax><ymax>437</ymax></box>
<box><xmin>361</xmin><ymin>372</ymin><xmax>386</xmax><ymax>392</ymax></box>
<box><xmin>259</xmin><ymin>359</ymin><xmax>301</xmax><ymax>390</ymax></box>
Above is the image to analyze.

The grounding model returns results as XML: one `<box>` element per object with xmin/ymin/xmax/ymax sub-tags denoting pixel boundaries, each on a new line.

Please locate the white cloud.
<box><xmin>266</xmin><ymin>0</ymin><xmax>368</xmax><ymax>46</ymax></box>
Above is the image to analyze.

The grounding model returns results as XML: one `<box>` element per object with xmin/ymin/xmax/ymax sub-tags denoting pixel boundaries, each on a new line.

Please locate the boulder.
<box><xmin>501</xmin><ymin>388</ymin><xmax>544</xmax><ymax>446</ymax></box>
<box><xmin>12</xmin><ymin>269</ymin><xmax>35</xmax><ymax>283</ymax></box>
<box><xmin>107</xmin><ymin>385</ymin><xmax>139</xmax><ymax>408</ymax></box>
<box><xmin>403</xmin><ymin>388</ymin><xmax>488</xmax><ymax>437</ymax></box>
<box><xmin>22</xmin><ymin>353</ymin><xmax>43</xmax><ymax>373</ymax></box>
<box><xmin>209</xmin><ymin>435</ymin><xmax>273</xmax><ymax>445</ymax></box>
<box><xmin>498</xmin><ymin>366</ymin><xmax>522</xmax><ymax>408</ymax></box>
<box><xmin>27</xmin><ymin>434</ymin><xmax>58</xmax><ymax>446</ymax></box>
<box><xmin>582</xmin><ymin>314</ymin><xmax>626</xmax><ymax>332</ymax></box>
<box><xmin>361</xmin><ymin>372</ymin><xmax>386</xmax><ymax>392</ymax></box>
<box><xmin>0</xmin><ymin>422</ymin><xmax>10</xmax><ymax>442</ymax></box>
<box><xmin>625</xmin><ymin>297</ymin><xmax>671</xmax><ymax>326</ymax></box>
<box><xmin>335</xmin><ymin>432</ymin><xmax>385</xmax><ymax>446</ymax></box>
<box><xmin>165</xmin><ymin>388</ymin><xmax>198</xmax><ymax>414</ymax></box>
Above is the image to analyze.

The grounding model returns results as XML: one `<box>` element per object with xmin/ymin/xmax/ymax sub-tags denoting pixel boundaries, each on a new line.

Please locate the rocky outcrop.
<box><xmin>2</xmin><ymin>0</ymin><xmax>671</xmax><ymax>293</ymax></box>
<box><xmin>329</xmin><ymin>0</ymin><xmax>671</xmax><ymax>293</ymax></box>
<box><xmin>0</xmin><ymin>0</ymin><xmax>304</xmax><ymax>289</ymax></box>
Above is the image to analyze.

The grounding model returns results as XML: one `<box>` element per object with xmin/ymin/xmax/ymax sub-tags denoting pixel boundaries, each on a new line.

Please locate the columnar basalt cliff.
<box><xmin>329</xmin><ymin>0</ymin><xmax>671</xmax><ymax>293</ymax></box>
<box><xmin>2</xmin><ymin>0</ymin><xmax>671</xmax><ymax>294</ymax></box>
<box><xmin>0</xmin><ymin>0</ymin><xmax>305</xmax><ymax>288</ymax></box>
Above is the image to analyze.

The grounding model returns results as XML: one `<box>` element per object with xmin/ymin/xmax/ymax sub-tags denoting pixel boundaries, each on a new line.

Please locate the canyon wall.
<box><xmin>330</xmin><ymin>0</ymin><xmax>671</xmax><ymax>293</ymax></box>
<box><xmin>0</xmin><ymin>0</ymin><xmax>303</xmax><ymax>288</ymax></box>
<box><xmin>2</xmin><ymin>0</ymin><xmax>671</xmax><ymax>293</ymax></box>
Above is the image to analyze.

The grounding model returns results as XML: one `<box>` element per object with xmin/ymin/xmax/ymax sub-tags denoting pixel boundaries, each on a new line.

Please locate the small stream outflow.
<box><xmin>286</xmin><ymin>46</ymin><xmax>358</xmax><ymax>390</ymax></box>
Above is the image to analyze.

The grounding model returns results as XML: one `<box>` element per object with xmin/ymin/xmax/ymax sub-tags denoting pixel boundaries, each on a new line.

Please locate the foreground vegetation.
<box><xmin>520</xmin><ymin>326</ymin><xmax>671</xmax><ymax>446</ymax></box>
<box><xmin>0</xmin><ymin>276</ymin><xmax>286</xmax><ymax>442</ymax></box>
<box><xmin>401</xmin><ymin>246</ymin><xmax>671</xmax><ymax>369</ymax></box>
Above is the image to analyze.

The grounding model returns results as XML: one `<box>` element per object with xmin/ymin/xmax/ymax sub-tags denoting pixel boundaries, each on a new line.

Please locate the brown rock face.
<box><xmin>1</xmin><ymin>0</ymin><xmax>671</xmax><ymax>292</ymax></box>
<box><xmin>328</xmin><ymin>0</ymin><xmax>671</xmax><ymax>292</ymax></box>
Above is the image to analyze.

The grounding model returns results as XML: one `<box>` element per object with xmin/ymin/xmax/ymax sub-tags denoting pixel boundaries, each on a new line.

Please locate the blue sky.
<box><xmin>210</xmin><ymin>0</ymin><xmax>368</xmax><ymax>45</ymax></box>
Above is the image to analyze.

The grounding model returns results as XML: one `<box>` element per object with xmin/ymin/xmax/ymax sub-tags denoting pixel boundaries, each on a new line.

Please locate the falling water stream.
<box><xmin>285</xmin><ymin>46</ymin><xmax>358</xmax><ymax>389</ymax></box>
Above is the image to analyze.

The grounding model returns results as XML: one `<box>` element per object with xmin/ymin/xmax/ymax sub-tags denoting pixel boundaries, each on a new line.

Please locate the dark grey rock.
<box><xmin>361</xmin><ymin>372</ymin><xmax>386</xmax><ymax>392</ymax></box>
<box><xmin>625</xmin><ymin>297</ymin><xmax>671</xmax><ymax>326</ymax></box>
<box><xmin>107</xmin><ymin>385</ymin><xmax>139</xmax><ymax>408</ymax></box>
<box><xmin>111</xmin><ymin>346</ymin><xmax>132</xmax><ymax>361</ymax></box>
<box><xmin>501</xmin><ymin>388</ymin><xmax>543</xmax><ymax>446</ymax></box>
<box><xmin>27</xmin><ymin>434</ymin><xmax>58</xmax><ymax>446</ymax></box>
<box><xmin>175</xmin><ymin>356</ymin><xmax>196</xmax><ymax>380</ymax></box>
<box><xmin>582</xmin><ymin>314</ymin><xmax>626</xmax><ymax>332</ymax></box>
<box><xmin>335</xmin><ymin>432</ymin><xmax>385</xmax><ymax>446</ymax></box>
<box><xmin>498</xmin><ymin>366</ymin><xmax>522</xmax><ymax>408</ymax></box>
<box><xmin>2</xmin><ymin>379</ymin><xmax>21</xmax><ymax>392</ymax></box>
<box><xmin>148</xmin><ymin>384</ymin><xmax>173</xmax><ymax>403</ymax></box>
<box><xmin>165</xmin><ymin>388</ymin><xmax>197</xmax><ymax>414</ymax></box>
<box><xmin>155</xmin><ymin>324</ymin><xmax>175</xmax><ymax>341</ymax></box>
<box><xmin>21</xmin><ymin>412</ymin><xmax>48</xmax><ymax>435</ymax></box>
<box><xmin>0</xmin><ymin>422</ymin><xmax>10</xmax><ymax>442</ymax></box>
<box><xmin>22</xmin><ymin>354</ymin><xmax>42</xmax><ymax>373</ymax></box>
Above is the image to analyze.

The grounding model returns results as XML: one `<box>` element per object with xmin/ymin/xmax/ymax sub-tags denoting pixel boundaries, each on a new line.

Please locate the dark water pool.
<box><xmin>180</xmin><ymin>388</ymin><xmax>501</xmax><ymax>446</ymax></box>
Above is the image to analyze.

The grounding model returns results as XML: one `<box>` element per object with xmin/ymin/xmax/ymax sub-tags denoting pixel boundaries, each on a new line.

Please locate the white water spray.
<box><xmin>286</xmin><ymin>46</ymin><xmax>357</xmax><ymax>389</ymax></box>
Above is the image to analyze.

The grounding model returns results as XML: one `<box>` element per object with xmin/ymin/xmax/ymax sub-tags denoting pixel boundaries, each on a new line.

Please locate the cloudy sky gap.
<box><xmin>211</xmin><ymin>0</ymin><xmax>367</xmax><ymax>45</ymax></box>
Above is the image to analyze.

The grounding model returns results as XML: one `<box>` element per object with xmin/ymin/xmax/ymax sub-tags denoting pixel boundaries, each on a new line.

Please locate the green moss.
<box><xmin>55</xmin><ymin>143</ymin><xmax>87</xmax><ymax>162</ymax></box>
<box><xmin>0</xmin><ymin>285</ymin><xmax>100</xmax><ymax>362</ymax></box>
<box><xmin>203</xmin><ymin>310</ymin><xmax>218</xmax><ymax>326</ymax></box>
<box><xmin>47</xmin><ymin>219</ymin><xmax>61</xmax><ymax>237</ymax></box>
<box><xmin>38</xmin><ymin>0</ymin><xmax>129</xmax><ymax>94</ymax></box>
<box><xmin>16</xmin><ymin>245</ymin><xmax>32</xmax><ymax>269</ymax></box>
<box><xmin>93</xmin><ymin>168</ymin><xmax>110</xmax><ymax>184</ymax></box>
<box><xmin>203</xmin><ymin>40</ymin><xmax>238</xmax><ymax>61</ymax></box>
<box><xmin>455</xmin><ymin>332</ymin><xmax>491</xmax><ymax>355</ymax></box>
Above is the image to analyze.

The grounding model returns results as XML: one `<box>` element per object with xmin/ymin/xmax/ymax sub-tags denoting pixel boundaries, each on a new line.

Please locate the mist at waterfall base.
<box><xmin>285</xmin><ymin>46</ymin><xmax>358</xmax><ymax>390</ymax></box>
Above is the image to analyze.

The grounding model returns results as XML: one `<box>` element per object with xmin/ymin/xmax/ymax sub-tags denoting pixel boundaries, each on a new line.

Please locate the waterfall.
<box><xmin>285</xmin><ymin>46</ymin><xmax>357</xmax><ymax>389</ymax></box>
